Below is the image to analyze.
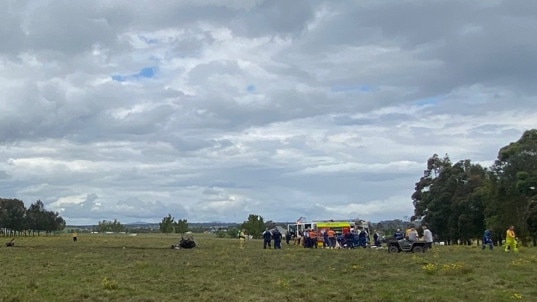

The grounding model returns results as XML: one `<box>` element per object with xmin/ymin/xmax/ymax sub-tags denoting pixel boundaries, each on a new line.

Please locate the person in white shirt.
<box><xmin>422</xmin><ymin>225</ymin><xmax>433</xmax><ymax>249</ymax></box>
<box><xmin>408</xmin><ymin>228</ymin><xmax>419</xmax><ymax>242</ymax></box>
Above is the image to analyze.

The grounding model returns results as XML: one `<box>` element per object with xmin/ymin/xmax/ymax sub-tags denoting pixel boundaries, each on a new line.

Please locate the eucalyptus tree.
<box><xmin>0</xmin><ymin>198</ymin><xmax>26</xmax><ymax>235</ymax></box>
<box><xmin>488</xmin><ymin>129</ymin><xmax>537</xmax><ymax>245</ymax></box>
<box><xmin>412</xmin><ymin>155</ymin><xmax>487</xmax><ymax>243</ymax></box>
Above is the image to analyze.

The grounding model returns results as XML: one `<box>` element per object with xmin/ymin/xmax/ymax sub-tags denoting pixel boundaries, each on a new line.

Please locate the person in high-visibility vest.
<box><xmin>504</xmin><ymin>225</ymin><xmax>518</xmax><ymax>252</ymax></box>
<box><xmin>239</xmin><ymin>229</ymin><xmax>247</xmax><ymax>249</ymax></box>
<box><xmin>309</xmin><ymin>229</ymin><xmax>318</xmax><ymax>249</ymax></box>
<box><xmin>327</xmin><ymin>228</ymin><xmax>336</xmax><ymax>249</ymax></box>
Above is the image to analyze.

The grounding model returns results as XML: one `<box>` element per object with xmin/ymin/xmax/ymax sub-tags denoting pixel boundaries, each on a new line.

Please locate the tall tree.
<box><xmin>489</xmin><ymin>129</ymin><xmax>537</xmax><ymax>245</ymax></box>
<box><xmin>174</xmin><ymin>219</ymin><xmax>189</xmax><ymax>234</ymax></box>
<box><xmin>97</xmin><ymin>219</ymin><xmax>125</xmax><ymax>233</ymax></box>
<box><xmin>241</xmin><ymin>214</ymin><xmax>265</xmax><ymax>239</ymax></box>
<box><xmin>0</xmin><ymin>198</ymin><xmax>26</xmax><ymax>235</ymax></box>
<box><xmin>412</xmin><ymin>155</ymin><xmax>487</xmax><ymax>243</ymax></box>
<box><xmin>26</xmin><ymin>200</ymin><xmax>47</xmax><ymax>236</ymax></box>
<box><xmin>412</xmin><ymin>154</ymin><xmax>452</xmax><ymax>241</ymax></box>
<box><xmin>526</xmin><ymin>201</ymin><xmax>537</xmax><ymax>246</ymax></box>
<box><xmin>159</xmin><ymin>214</ymin><xmax>175</xmax><ymax>234</ymax></box>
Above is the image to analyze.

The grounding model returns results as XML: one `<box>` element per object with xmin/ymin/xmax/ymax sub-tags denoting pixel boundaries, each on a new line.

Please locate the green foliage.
<box><xmin>0</xmin><ymin>198</ymin><xmax>65</xmax><ymax>235</ymax></box>
<box><xmin>526</xmin><ymin>201</ymin><xmax>537</xmax><ymax>244</ymax></box>
<box><xmin>489</xmin><ymin>129</ymin><xmax>537</xmax><ymax>245</ymax></box>
<box><xmin>412</xmin><ymin>155</ymin><xmax>487</xmax><ymax>242</ymax></box>
<box><xmin>227</xmin><ymin>227</ymin><xmax>239</xmax><ymax>238</ymax></box>
<box><xmin>412</xmin><ymin>130</ymin><xmax>537</xmax><ymax>246</ymax></box>
<box><xmin>241</xmin><ymin>214</ymin><xmax>265</xmax><ymax>239</ymax></box>
<box><xmin>159</xmin><ymin>214</ymin><xmax>175</xmax><ymax>234</ymax></box>
<box><xmin>264</xmin><ymin>220</ymin><xmax>277</xmax><ymax>230</ymax></box>
<box><xmin>215</xmin><ymin>230</ymin><xmax>227</xmax><ymax>238</ymax></box>
<box><xmin>174</xmin><ymin>219</ymin><xmax>189</xmax><ymax>234</ymax></box>
<box><xmin>96</xmin><ymin>219</ymin><xmax>125</xmax><ymax>233</ymax></box>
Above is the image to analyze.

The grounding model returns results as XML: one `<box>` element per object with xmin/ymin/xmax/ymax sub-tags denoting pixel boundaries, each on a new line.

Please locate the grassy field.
<box><xmin>0</xmin><ymin>233</ymin><xmax>535</xmax><ymax>302</ymax></box>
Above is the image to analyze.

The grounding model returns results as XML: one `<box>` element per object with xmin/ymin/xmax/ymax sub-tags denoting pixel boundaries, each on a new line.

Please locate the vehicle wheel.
<box><xmin>388</xmin><ymin>245</ymin><xmax>399</xmax><ymax>253</ymax></box>
<box><xmin>413</xmin><ymin>246</ymin><xmax>424</xmax><ymax>253</ymax></box>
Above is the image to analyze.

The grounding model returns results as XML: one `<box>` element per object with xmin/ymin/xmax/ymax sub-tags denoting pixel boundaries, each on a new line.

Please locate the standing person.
<box><xmin>504</xmin><ymin>225</ymin><xmax>518</xmax><ymax>252</ymax></box>
<box><xmin>72</xmin><ymin>231</ymin><xmax>78</xmax><ymax>242</ymax></box>
<box><xmin>327</xmin><ymin>228</ymin><xmax>336</xmax><ymax>249</ymax></box>
<box><xmin>303</xmin><ymin>228</ymin><xmax>311</xmax><ymax>248</ymax></box>
<box><xmin>358</xmin><ymin>228</ymin><xmax>368</xmax><ymax>248</ymax></box>
<box><xmin>482</xmin><ymin>229</ymin><xmax>493</xmax><ymax>250</ymax></box>
<box><xmin>295</xmin><ymin>232</ymin><xmax>302</xmax><ymax>246</ymax></box>
<box><xmin>273</xmin><ymin>229</ymin><xmax>282</xmax><ymax>249</ymax></box>
<box><xmin>422</xmin><ymin>226</ymin><xmax>433</xmax><ymax>249</ymax></box>
<box><xmin>344</xmin><ymin>230</ymin><xmax>355</xmax><ymax>249</ymax></box>
<box><xmin>239</xmin><ymin>229</ymin><xmax>247</xmax><ymax>249</ymax></box>
<box><xmin>322</xmin><ymin>229</ymin><xmax>329</xmax><ymax>248</ymax></box>
<box><xmin>373</xmin><ymin>230</ymin><xmax>381</xmax><ymax>247</ymax></box>
<box><xmin>285</xmin><ymin>231</ymin><xmax>292</xmax><ymax>245</ymax></box>
<box><xmin>263</xmin><ymin>228</ymin><xmax>272</xmax><ymax>249</ymax></box>
<box><xmin>309</xmin><ymin>229</ymin><xmax>318</xmax><ymax>249</ymax></box>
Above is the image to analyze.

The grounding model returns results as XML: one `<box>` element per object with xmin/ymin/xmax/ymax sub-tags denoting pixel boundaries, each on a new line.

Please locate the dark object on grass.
<box><xmin>5</xmin><ymin>238</ymin><xmax>15</xmax><ymax>247</ymax></box>
<box><xmin>171</xmin><ymin>238</ymin><xmax>196</xmax><ymax>249</ymax></box>
<box><xmin>387</xmin><ymin>239</ymin><xmax>427</xmax><ymax>253</ymax></box>
<box><xmin>171</xmin><ymin>232</ymin><xmax>197</xmax><ymax>249</ymax></box>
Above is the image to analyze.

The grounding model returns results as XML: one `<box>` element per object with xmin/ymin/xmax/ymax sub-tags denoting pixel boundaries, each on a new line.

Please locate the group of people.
<box><xmin>336</xmin><ymin>227</ymin><xmax>372</xmax><ymax>249</ymax></box>
<box><xmin>393</xmin><ymin>225</ymin><xmax>434</xmax><ymax>249</ymax></box>
<box><xmin>294</xmin><ymin>227</ymin><xmax>383</xmax><ymax>249</ymax></box>
<box><xmin>261</xmin><ymin>228</ymin><xmax>285</xmax><ymax>249</ymax></box>
<box><xmin>482</xmin><ymin>225</ymin><xmax>518</xmax><ymax>252</ymax></box>
<box><xmin>391</xmin><ymin>224</ymin><xmax>520</xmax><ymax>252</ymax></box>
<box><xmin>238</xmin><ymin>224</ymin><xmax>521</xmax><ymax>252</ymax></box>
<box><xmin>254</xmin><ymin>227</ymin><xmax>380</xmax><ymax>250</ymax></box>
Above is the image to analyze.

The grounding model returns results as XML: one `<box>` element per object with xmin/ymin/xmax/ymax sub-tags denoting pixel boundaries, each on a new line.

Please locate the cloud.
<box><xmin>1</xmin><ymin>1</ymin><xmax>536</xmax><ymax>225</ymax></box>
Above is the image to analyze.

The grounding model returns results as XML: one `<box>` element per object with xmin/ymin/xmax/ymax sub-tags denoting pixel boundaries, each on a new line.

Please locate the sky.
<box><xmin>1</xmin><ymin>0</ymin><xmax>536</xmax><ymax>225</ymax></box>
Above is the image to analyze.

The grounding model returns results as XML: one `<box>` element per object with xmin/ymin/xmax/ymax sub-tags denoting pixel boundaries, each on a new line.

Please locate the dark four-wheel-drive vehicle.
<box><xmin>387</xmin><ymin>240</ymin><xmax>427</xmax><ymax>253</ymax></box>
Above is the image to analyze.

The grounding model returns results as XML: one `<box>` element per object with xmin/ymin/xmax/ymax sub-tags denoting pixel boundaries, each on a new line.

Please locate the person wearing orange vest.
<box><xmin>327</xmin><ymin>228</ymin><xmax>336</xmax><ymax>249</ymax></box>
<box><xmin>309</xmin><ymin>229</ymin><xmax>318</xmax><ymax>249</ymax></box>
<box><xmin>504</xmin><ymin>225</ymin><xmax>518</xmax><ymax>252</ymax></box>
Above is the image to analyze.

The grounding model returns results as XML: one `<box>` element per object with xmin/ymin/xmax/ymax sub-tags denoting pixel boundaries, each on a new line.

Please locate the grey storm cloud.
<box><xmin>1</xmin><ymin>0</ymin><xmax>536</xmax><ymax>225</ymax></box>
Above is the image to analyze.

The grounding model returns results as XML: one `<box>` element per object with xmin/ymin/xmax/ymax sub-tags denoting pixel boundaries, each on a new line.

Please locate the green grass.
<box><xmin>0</xmin><ymin>234</ymin><xmax>535</xmax><ymax>301</ymax></box>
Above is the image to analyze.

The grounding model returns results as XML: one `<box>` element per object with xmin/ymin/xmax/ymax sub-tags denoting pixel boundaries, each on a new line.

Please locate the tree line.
<box><xmin>158</xmin><ymin>214</ymin><xmax>189</xmax><ymax>234</ymax></box>
<box><xmin>412</xmin><ymin>129</ymin><xmax>537</xmax><ymax>246</ymax></box>
<box><xmin>0</xmin><ymin>199</ymin><xmax>65</xmax><ymax>236</ymax></box>
<box><xmin>95</xmin><ymin>219</ymin><xmax>127</xmax><ymax>233</ymax></box>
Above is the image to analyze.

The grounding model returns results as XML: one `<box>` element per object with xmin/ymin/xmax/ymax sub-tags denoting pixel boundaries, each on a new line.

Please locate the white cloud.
<box><xmin>1</xmin><ymin>0</ymin><xmax>536</xmax><ymax>225</ymax></box>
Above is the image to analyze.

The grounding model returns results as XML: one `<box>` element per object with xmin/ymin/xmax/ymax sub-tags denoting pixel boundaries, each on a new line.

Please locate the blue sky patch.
<box><xmin>137</xmin><ymin>67</ymin><xmax>156</xmax><ymax>78</ymax></box>
<box><xmin>415</xmin><ymin>97</ymin><xmax>441</xmax><ymax>106</ymax></box>
<box><xmin>111</xmin><ymin>66</ymin><xmax>157</xmax><ymax>82</ymax></box>
<box><xmin>246</xmin><ymin>84</ymin><xmax>256</xmax><ymax>92</ymax></box>
<box><xmin>111</xmin><ymin>75</ymin><xmax>126</xmax><ymax>82</ymax></box>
